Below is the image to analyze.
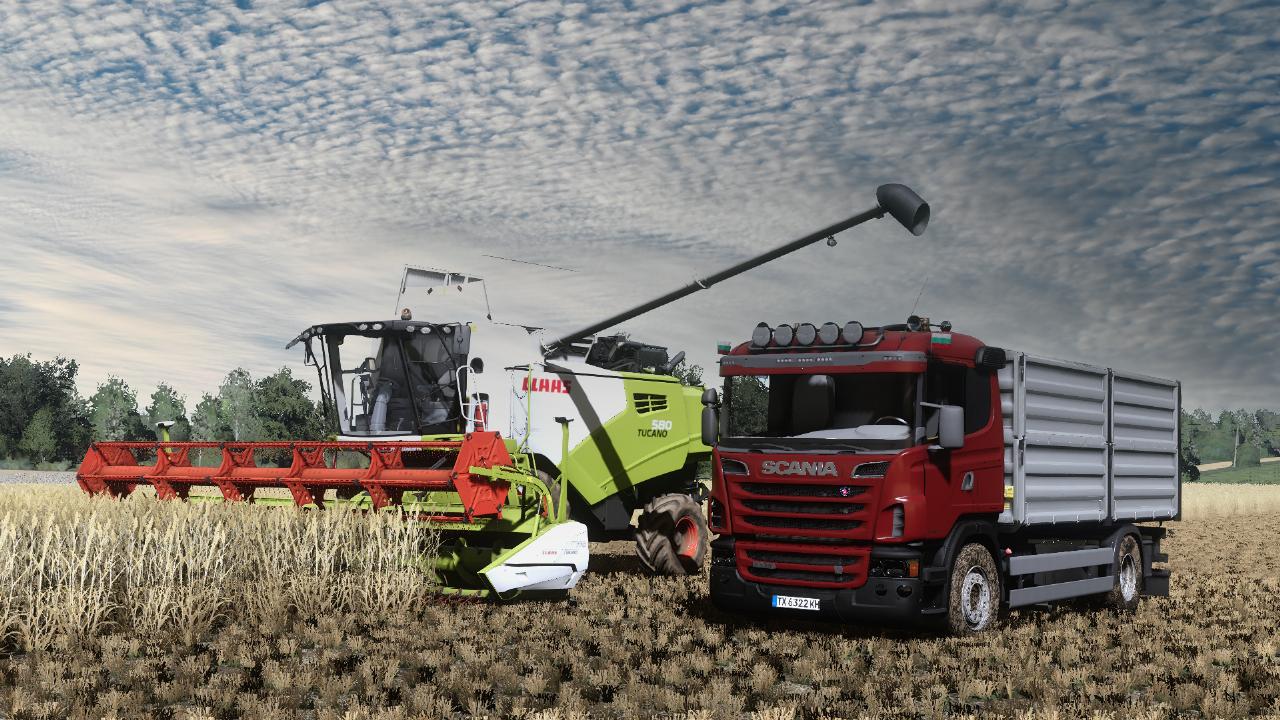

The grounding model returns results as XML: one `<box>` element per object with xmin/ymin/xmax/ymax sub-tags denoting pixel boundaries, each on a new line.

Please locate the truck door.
<box><xmin>921</xmin><ymin>361</ymin><xmax>1004</xmax><ymax>535</ymax></box>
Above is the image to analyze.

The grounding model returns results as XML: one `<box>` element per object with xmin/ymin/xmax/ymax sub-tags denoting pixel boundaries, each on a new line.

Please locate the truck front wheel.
<box><xmin>635</xmin><ymin>493</ymin><xmax>707</xmax><ymax>575</ymax></box>
<box><xmin>947</xmin><ymin>543</ymin><xmax>1001</xmax><ymax>634</ymax></box>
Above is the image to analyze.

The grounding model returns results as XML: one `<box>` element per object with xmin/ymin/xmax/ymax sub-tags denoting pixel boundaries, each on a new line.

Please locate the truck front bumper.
<box><xmin>710</xmin><ymin>566</ymin><xmax>927</xmax><ymax>623</ymax></box>
<box><xmin>709</xmin><ymin>538</ymin><xmax>939</xmax><ymax>625</ymax></box>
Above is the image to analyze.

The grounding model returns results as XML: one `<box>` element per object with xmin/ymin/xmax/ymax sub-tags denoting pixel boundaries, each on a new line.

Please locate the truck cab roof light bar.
<box><xmin>540</xmin><ymin>184</ymin><xmax>930</xmax><ymax>357</ymax></box>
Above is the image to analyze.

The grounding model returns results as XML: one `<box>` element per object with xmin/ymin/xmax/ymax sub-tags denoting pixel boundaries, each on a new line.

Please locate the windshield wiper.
<box><xmin>826</xmin><ymin>443</ymin><xmax>874</xmax><ymax>453</ymax></box>
<box><xmin>721</xmin><ymin>440</ymin><xmax>797</xmax><ymax>452</ymax></box>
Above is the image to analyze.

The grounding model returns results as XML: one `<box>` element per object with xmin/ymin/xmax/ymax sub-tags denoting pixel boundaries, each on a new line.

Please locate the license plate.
<box><xmin>771</xmin><ymin>594</ymin><xmax>820</xmax><ymax>611</ymax></box>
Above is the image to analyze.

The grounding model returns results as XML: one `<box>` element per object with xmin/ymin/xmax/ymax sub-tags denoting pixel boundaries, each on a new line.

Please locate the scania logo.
<box><xmin>759</xmin><ymin>460</ymin><xmax>838</xmax><ymax>477</ymax></box>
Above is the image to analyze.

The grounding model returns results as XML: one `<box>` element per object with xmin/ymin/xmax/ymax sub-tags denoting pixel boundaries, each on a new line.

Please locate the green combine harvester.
<box><xmin>77</xmin><ymin>184</ymin><xmax>929</xmax><ymax>597</ymax></box>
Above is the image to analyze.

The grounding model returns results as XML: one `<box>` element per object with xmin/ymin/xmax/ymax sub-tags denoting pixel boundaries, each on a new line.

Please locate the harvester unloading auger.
<box><xmin>78</xmin><ymin>184</ymin><xmax>929</xmax><ymax>597</ymax></box>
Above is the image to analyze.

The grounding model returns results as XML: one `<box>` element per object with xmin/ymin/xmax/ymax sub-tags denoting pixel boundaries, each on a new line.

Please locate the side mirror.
<box><xmin>358</xmin><ymin>357</ymin><xmax>377</xmax><ymax>373</ymax></box>
<box><xmin>701</xmin><ymin>388</ymin><xmax>720</xmax><ymax>447</ymax></box>
<box><xmin>939</xmin><ymin>405</ymin><xmax>965</xmax><ymax>449</ymax></box>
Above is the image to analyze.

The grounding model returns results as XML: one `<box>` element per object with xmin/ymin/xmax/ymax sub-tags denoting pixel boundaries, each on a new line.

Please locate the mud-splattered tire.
<box><xmin>947</xmin><ymin>543</ymin><xmax>1001</xmax><ymax>634</ymax></box>
<box><xmin>1107</xmin><ymin>534</ymin><xmax>1143</xmax><ymax>612</ymax></box>
<box><xmin>635</xmin><ymin>493</ymin><xmax>707</xmax><ymax>575</ymax></box>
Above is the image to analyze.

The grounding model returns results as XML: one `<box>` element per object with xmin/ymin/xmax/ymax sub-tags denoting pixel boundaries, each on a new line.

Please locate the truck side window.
<box><xmin>965</xmin><ymin>367</ymin><xmax>992</xmax><ymax>433</ymax></box>
<box><xmin>925</xmin><ymin>362</ymin><xmax>992</xmax><ymax>436</ymax></box>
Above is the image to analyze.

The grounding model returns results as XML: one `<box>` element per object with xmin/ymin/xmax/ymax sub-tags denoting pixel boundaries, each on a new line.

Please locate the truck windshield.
<box><xmin>722</xmin><ymin>373</ymin><xmax>918</xmax><ymax>452</ymax></box>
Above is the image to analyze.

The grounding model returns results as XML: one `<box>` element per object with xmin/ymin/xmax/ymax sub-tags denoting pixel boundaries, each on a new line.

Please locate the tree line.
<box><xmin>1180</xmin><ymin>408</ymin><xmax>1280</xmax><ymax>480</ymax></box>
<box><xmin>0</xmin><ymin>354</ymin><xmax>325</xmax><ymax>469</ymax></box>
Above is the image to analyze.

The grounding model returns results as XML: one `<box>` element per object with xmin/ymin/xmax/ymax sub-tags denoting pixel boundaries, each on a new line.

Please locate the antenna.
<box><xmin>909</xmin><ymin>272</ymin><xmax>931</xmax><ymax>318</ymax></box>
<box><xmin>481</xmin><ymin>254</ymin><xmax>577</xmax><ymax>273</ymax></box>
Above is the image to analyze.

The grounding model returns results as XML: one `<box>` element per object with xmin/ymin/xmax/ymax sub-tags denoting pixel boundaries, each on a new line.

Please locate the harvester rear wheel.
<box><xmin>635</xmin><ymin>493</ymin><xmax>707</xmax><ymax>575</ymax></box>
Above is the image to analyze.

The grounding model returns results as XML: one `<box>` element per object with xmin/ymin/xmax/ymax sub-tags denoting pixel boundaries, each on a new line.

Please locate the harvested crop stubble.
<box><xmin>1</xmin><ymin>484</ymin><xmax>1280</xmax><ymax>719</ymax></box>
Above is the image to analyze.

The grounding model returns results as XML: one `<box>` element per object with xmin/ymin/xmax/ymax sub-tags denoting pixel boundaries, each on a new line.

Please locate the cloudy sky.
<box><xmin>0</xmin><ymin>0</ymin><xmax>1276</xmax><ymax>411</ymax></box>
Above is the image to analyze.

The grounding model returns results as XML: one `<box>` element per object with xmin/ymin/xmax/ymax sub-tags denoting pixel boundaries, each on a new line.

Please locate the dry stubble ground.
<box><xmin>2</xmin><ymin>482</ymin><xmax>1280</xmax><ymax>720</ymax></box>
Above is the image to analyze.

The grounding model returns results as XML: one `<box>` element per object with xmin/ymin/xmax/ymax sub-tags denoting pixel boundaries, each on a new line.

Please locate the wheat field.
<box><xmin>1</xmin><ymin>482</ymin><xmax>1278</xmax><ymax>719</ymax></box>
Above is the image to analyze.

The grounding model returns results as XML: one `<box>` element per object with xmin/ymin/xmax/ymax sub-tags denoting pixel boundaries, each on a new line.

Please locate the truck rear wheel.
<box><xmin>635</xmin><ymin>493</ymin><xmax>707</xmax><ymax>575</ymax></box>
<box><xmin>1107</xmin><ymin>534</ymin><xmax>1143</xmax><ymax>611</ymax></box>
<box><xmin>947</xmin><ymin>543</ymin><xmax>1001</xmax><ymax>634</ymax></box>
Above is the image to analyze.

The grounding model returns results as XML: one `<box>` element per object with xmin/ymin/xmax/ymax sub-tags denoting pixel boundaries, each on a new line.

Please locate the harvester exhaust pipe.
<box><xmin>541</xmin><ymin>183</ymin><xmax>930</xmax><ymax>357</ymax></box>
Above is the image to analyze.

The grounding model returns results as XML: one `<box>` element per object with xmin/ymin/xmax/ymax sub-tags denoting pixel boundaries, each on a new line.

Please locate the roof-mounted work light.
<box><xmin>774</xmin><ymin>324</ymin><xmax>794</xmax><ymax>346</ymax></box>
<box><xmin>751</xmin><ymin>322</ymin><xmax>772</xmax><ymax>347</ymax></box>
<box><xmin>818</xmin><ymin>322</ymin><xmax>840</xmax><ymax>345</ymax></box>
<box><xmin>842</xmin><ymin>321</ymin><xmax>864</xmax><ymax>344</ymax></box>
<box><xmin>796</xmin><ymin>323</ymin><xmax>818</xmax><ymax>345</ymax></box>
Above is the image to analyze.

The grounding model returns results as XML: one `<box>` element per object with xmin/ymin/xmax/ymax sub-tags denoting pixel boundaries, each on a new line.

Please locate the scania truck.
<box><xmin>702</xmin><ymin>318</ymin><xmax>1177</xmax><ymax>633</ymax></box>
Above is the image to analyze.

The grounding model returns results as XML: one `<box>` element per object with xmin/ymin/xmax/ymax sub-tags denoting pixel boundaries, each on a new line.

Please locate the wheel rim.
<box><xmin>1119</xmin><ymin>553</ymin><xmax>1138</xmax><ymax>601</ymax></box>
<box><xmin>960</xmin><ymin>566</ymin><xmax>992</xmax><ymax>629</ymax></box>
<box><xmin>675</xmin><ymin>516</ymin><xmax>700</xmax><ymax>560</ymax></box>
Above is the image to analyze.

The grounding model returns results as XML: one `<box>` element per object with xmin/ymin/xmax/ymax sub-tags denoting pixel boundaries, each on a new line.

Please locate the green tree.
<box><xmin>18</xmin><ymin>407</ymin><xmax>56</xmax><ymax>464</ymax></box>
<box><xmin>217</xmin><ymin>369</ymin><xmax>260</xmax><ymax>442</ymax></box>
<box><xmin>190</xmin><ymin>393</ymin><xmax>225</xmax><ymax>442</ymax></box>
<box><xmin>0</xmin><ymin>354</ymin><xmax>90</xmax><ymax>461</ymax></box>
<box><xmin>671</xmin><ymin>361</ymin><xmax>704</xmax><ymax>387</ymax></box>
<box><xmin>1237</xmin><ymin>443</ymin><xmax>1262</xmax><ymax>468</ymax></box>
<box><xmin>254</xmin><ymin>367</ymin><xmax>325</xmax><ymax>441</ymax></box>
<box><xmin>725</xmin><ymin>376</ymin><xmax>768</xmax><ymax>437</ymax></box>
<box><xmin>144</xmin><ymin>383</ymin><xmax>191</xmax><ymax>441</ymax></box>
<box><xmin>188</xmin><ymin>392</ymin><xmax>226</xmax><ymax>466</ymax></box>
<box><xmin>89</xmin><ymin>377</ymin><xmax>149</xmax><ymax>442</ymax></box>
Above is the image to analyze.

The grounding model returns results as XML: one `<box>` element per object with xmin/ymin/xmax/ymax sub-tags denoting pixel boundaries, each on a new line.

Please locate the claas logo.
<box><xmin>522</xmin><ymin>376</ymin><xmax>574</xmax><ymax>394</ymax></box>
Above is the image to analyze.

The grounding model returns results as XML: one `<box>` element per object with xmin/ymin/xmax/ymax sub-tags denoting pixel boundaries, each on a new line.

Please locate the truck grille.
<box><xmin>741</xmin><ymin>500</ymin><xmax>864</xmax><ymax>515</ymax></box>
<box><xmin>728</xmin><ymin>477</ymin><xmax>873</xmax><ymax>540</ymax></box>
<box><xmin>740</xmin><ymin>483</ymin><xmax>869</xmax><ymax>498</ymax></box>
<box><xmin>737</xmin><ymin>540</ymin><xmax>869</xmax><ymax>589</ymax></box>
<box><xmin>745</xmin><ymin>516</ymin><xmax>862</xmax><ymax>531</ymax></box>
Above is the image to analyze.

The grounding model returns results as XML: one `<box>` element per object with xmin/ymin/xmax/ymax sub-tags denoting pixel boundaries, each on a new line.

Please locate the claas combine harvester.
<box><xmin>77</xmin><ymin>184</ymin><xmax>931</xmax><ymax>597</ymax></box>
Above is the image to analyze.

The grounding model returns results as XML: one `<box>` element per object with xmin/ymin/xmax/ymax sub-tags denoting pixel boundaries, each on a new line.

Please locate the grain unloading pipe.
<box><xmin>540</xmin><ymin>183</ymin><xmax>930</xmax><ymax>358</ymax></box>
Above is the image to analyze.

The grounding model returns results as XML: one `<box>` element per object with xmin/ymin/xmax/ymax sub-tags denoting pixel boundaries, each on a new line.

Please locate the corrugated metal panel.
<box><xmin>1019</xmin><ymin>356</ymin><xmax>1108</xmax><ymax>524</ymax></box>
<box><xmin>1110</xmin><ymin>373</ymin><xmax>1180</xmax><ymax>520</ymax></box>
<box><xmin>1002</xmin><ymin>353</ymin><xmax>1181</xmax><ymax>528</ymax></box>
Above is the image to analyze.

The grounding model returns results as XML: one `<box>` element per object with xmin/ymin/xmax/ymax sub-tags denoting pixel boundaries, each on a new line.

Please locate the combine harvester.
<box><xmin>78</xmin><ymin>184</ymin><xmax>931</xmax><ymax>597</ymax></box>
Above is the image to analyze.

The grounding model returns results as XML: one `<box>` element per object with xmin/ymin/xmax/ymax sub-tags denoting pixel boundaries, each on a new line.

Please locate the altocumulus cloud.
<box><xmin>0</xmin><ymin>0</ymin><xmax>1276</xmax><ymax>409</ymax></box>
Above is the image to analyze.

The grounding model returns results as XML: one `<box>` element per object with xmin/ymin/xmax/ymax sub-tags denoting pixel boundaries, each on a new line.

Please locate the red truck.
<box><xmin>701</xmin><ymin>317</ymin><xmax>1177</xmax><ymax>633</ymax></box>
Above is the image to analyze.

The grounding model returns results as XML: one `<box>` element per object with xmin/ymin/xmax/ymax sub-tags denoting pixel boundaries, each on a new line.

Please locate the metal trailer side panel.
<box><xmin>1110</xmin><ymin>372</ymin><xmax>1180</xmax><ymax>521</ymax></box>
<box><xmin>1004</xmin><ymin>352</ymin><xmax>1110</xmax><ymax>526</ymax></box>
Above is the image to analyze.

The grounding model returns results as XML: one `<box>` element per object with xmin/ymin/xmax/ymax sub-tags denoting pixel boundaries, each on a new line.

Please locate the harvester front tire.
<box><xmin>1107</xmin><ymin>534</ymin><xmax>1143</xmax><ymax>612</ymax></box>
<box><xmin>635</xmin><ymin>493</ymin><xmax>707</xmax><ymax>575</ymax></box>
<box><xmin>947</xmin><ymin>543</ymin><xmax>1001</xmax><ymax>635</ymax></box>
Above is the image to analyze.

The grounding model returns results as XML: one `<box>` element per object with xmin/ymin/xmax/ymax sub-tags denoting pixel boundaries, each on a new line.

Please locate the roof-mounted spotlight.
<box><xmin>818</xmin><ymin>322</ymin><xmax>840</xmax><ymax>345</ymax></box>
<box><xmin>751</xmin><ymin>322</ymin><xmax>772</xmax><ymax>347</ymax></box>
<box><xmin>842</xmin><ymin>321</ymin><xmax>864</xmax><ymax>344</ymax></box>
<box><xmin>796</xmin><ymin>323</ymin><xmax>817</xmax><ymax>345</ymax></box>
<box><xmin>774</xmin><ymin>324</ymin><xmax>794</xmax><ymax>346</ymax></box>
<box><xmin>747</xmin><ymin>320</ymin><xmax>768</xmax><ymax>345</ymax></box>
